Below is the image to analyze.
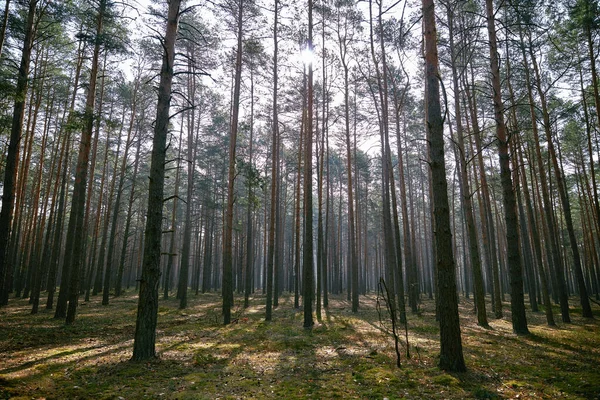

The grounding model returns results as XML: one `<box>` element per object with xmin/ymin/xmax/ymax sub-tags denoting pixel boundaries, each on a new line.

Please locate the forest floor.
<box><xmin>0</xmin><ymin>291</ymin><xmax>599</xmax><ymax>399</ymax></box>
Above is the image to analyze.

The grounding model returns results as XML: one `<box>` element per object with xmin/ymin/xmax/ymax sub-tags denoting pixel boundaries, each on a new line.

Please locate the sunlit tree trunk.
<box><xmin>303</xmin><ymin>0</ymin><xmax>314</xmax><ymax>328</ymax></box>
<box><xmin>423</xmin><ymin>0</ymin><xmax>466</xmax><ymax>371</ymax></box>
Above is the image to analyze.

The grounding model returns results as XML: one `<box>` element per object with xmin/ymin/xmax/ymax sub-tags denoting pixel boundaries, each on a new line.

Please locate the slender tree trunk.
<box><xmin>485</xmin><ymin>0</ymin><xmax>528</xmax><ymax>334</ymax></box>
<box><xmin>116</xmin><ymin>122</ymin><xmax>142</xmax><ymax>297</ymax></box>
<box><xmin>586</xmin><ymin>22</ymin><xmax>600</xmax><ymax>135</ymax></box>
<box><xmin>223</xmin><ymin>0</ymin><xmax>244</xmax><ymax>325</ymax></box>
<box><xmin>368</xmin><ymin>0</ymin><xmax>399</xmax><ymax>321</ymax></box>
<box><xmin>340</xmin><ymin>57</ymin><xmax>358</xmax><ymax>313</ymax></box>
<box><xmin>303</xmin><ymin>0</ymin><xmax>315</xmax><ymax>328</ymax></box>
<box><xmin>132</xmin><ymin>0</ymin><xmax>180</xmax><ymax>360</ymax></box>
<box><xmin>294</xmin><ymin>97</ymin><xmax>304</xmax><ymax>309</ymax></box>
<box><xmin>103</xmin><ymin>97</ymin><xmax>136</xmax><ymax>305</ymax></box>
<box><xmin>165</xmin><ymin>124</ymin><xmax>182</xmax><ymax>299</ymax></box>
<box><xmin>323</xmin><ymin>111</ymin><xmax>330</xmax><ymax>308</ymax></box>
<box><xmin>390</xmin><ymin>73</ymin><xmax>417</xmax><ymax>315</ymax></box>
<box><xmin>518</xmin><ymin>29</ymin><xmax>570</xmax><ymax>323</ymax></box>
<box><xmin>423</xmin><ymin>0</ymin><xmax>466</xmax><ymax>371</ymax></box>
<box><xmin>244</xmin><ymin>66</ymin><xmax>255</xmax><ymax>308</ymax></box>
<box><xmin>527</xmin><ymin>36</ymin><xmax>592</xmax><ymax>318</ymax></box>
<box><xmin>265</xmin><ymin>0</ymin><xmax>279</xmax><ymax>321</ymax></box>
<box><xmin>0</xmin><ymin>0</ymin><xmax>37</xmax><ymax>307</ymax></box>
<box><xmin>54</xmin><ymin>0</ymin><xmax>104</xmax><ymax>321</ymax></box>
<box><xmin>179</xmin><ymin>55</ymin><xmax>197</xmax><ymax>309</ymax></box>
<box><xmin>30</xmin><ymin>87</ymin><xmax>58</xmax><ymax>313</ymax></box>
<box><xmin>83</xmin><ymin>53</ymin><xmax>108</xmax><ymax>300</ymax></box>
<box><xmin>0</xmin><ymin>0</ymin><xmax>10</xmax><ymax>58</ymax></box>
<box><xmin>314</xmin><ymin>15</ymin><xmax>327</xmax><ymax>317</ymax></box>
<box><xmin>517</xmin><ymin>135</ymin><xmax>554</xmax><ymax>325</ymax></box>
<box><xmin>91</xmin><ymin>105</ymin><xmax>113</xmax><ymax>297</ymax></box>
<box><xmin>447</xmin><ymin>3</ymin><xmax>487</xmax><ymax>327</ymax></box>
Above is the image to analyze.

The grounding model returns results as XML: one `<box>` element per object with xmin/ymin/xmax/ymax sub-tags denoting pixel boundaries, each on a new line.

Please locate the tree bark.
<box><xmin>423</xmin><ymin>0</ymin><xmax>466</xmax><ymax>372</ymax></box>
<box><xmin>222</xmin><ymin>0</ymin><xmax>244</xmax><ymax>325</ymax></box>
<box><xmin>0</xmin><ymin>0</ymin><xmax>37</xmax><ymax>307</ymax></box>
<box><xmin>303</xmin><ymin>0</ymin><xmax>314</xmax><ymax>328</ymax></box>
<box><xmin>132</xmin><ymin>0</ymin><xmax>181</xmax><ymax>361</ymax></box>
<box><xmin>485</xmin><ymin>0</ymin><xmax>528</xmax><ymax>334</ymax></box>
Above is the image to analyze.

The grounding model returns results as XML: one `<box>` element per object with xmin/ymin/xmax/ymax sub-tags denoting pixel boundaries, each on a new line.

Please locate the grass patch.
<box><xmin>0</xmin><ymin>292</ymin><xmax>599</xmax><ymax>399</ymax></box>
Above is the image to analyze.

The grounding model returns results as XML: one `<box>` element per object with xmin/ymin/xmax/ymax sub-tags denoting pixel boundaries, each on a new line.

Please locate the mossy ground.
<box><xmin>1</xmin><ymin>291</ymin><xmax>599</xmax><ymax>399</ymax></box>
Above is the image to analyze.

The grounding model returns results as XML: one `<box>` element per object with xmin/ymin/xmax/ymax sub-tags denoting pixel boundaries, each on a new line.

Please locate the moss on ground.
<box><xmin>0</xmin><ymin>292</ymin><xmax>599</xmax><ymax>399</ymax></box>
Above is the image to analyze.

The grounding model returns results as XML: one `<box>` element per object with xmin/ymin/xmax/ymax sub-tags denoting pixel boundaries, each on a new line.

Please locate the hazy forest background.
<box><xmin>0</xmin><ymin>0</ymin><xmax>600</xmax><ymax>398</ymax></box>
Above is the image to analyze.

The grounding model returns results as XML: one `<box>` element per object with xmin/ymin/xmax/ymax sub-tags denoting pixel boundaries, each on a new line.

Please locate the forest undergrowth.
<box><xmin>1</xmin><ymin>291</ymin><xmax>599</xmax><ymax>399</ymax></box>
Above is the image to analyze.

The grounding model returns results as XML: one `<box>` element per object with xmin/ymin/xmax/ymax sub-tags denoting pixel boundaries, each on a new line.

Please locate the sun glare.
<box><xmin>300</xmin><ymin>46</ymin><xmax>314</xmax><ymax>66</ymax></box>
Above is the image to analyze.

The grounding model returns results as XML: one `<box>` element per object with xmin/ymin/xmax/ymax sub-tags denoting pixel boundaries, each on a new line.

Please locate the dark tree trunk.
<box><xmin>265</xmin><ymin>0</ymin><xmax>279</xmax><ymax>321</ymax></box>
<box><xmin>423</xmin><ymin>0</ymin><xmax>466</xmax><ymax>372</ymax></box>
<box><xmin>0</xmin><ymin>0</ymin><xmax>37</xmax><ymax>307</ymax></box>
<box><xmin>0</xmin><ymin>0</ymin><xmax>10</xmax><ymax>58</ymax></box>
<box><xmin>132</xmin><ymin>0</ymin><xmax>180</xmax><ymax>361</ymax></box>
<box><xmin>244</xmin><ymin>66</ymin><xmax>255</xmax><ymax>308</ymax></box>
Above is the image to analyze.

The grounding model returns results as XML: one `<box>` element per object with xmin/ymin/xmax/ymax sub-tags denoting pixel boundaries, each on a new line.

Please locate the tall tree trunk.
<box><xmin>55</xmin><ymin>0</ymin><xmax>104</xmax><ymax>321</ymax></box>
<box><xmin>116</xmin><ymin>120</ymin><xmax>142</xmax><ymax>297</ymax></box>
<box><xmin>577</xmin><ymin>53</ymin><xmax>600</xmax><ymax>237</ymax></box>
<box><xmin>30</xmin><ymin>86</ymin><xmax>58</xmax><ymax>313</ymax></box>
<box><xmin>340</xmin><ymin>47</ymin><xmax>358</xmax><ymax>313</ymax></box>
<box><xmin>423</xmin><ymin>0</ymin><xmax>466</xmax><ymax>371</ymax></box>
<box><xmin>265</xmin><ymin>0</ymin><xmax>279</xmax><ymax>321</ymax></box>
<box><xmin>91</xmin><ymin>101</ymin><xmax>113</xmax><ymax>297</ymax></box>
<box><xmin>293</xmin><ymin>92</ymin><xmax>303</xmax><ymax>309</ymax></box>
<box><xmin>368</xmin><ymin>0</ymin><xmax>399</xmax><ymax>321</ymax></box>
<box><xmin>0</xmin><ymin>0</ymin><xmax>10</xmax><ymax>58</ymax></box>
<box><xmin>222</xmin><ymin>0</ymin><xmax>244</xmax><ymax>325</ymax></box>
<box><xmin>585</xmin><ymin>16</ymin><xmax>600</xmax><ymax>135</ymax></box>
<box><xmin>527</xmin><ymin>36</ymin><xmax>592</xmax><ymax>318</ymax></box>
<box><xmin>179</xmin><ymin>55</ymin><xmax>197</xmax><ymax>309</ymax></box>
<box><xmin>0</xmin><ymin>0</ymin><xmax>37</xmax><ymax>307</ymax></box>
<box><xmin>103</xmin><ymin>96</ymin><xmax>136</xmax><ymax>305</ymax></box>
<box><xmin>516</xmin><ymin>134</ymin><xmax>554</xmax><ymax>325</ymax></box>
<box><xmin>485</xmin><ymin>0</ymin><xmax>528</xmax><ymax>334</ymax></box>
<box><xmin>303</xmin><ymin>0</ymin><xmax>314</xmax><ymax>328</ymax></box>
<box><xmin>132</xmin><ymin>0</ymin><xmax>180</xmax><ymax>360</ymax></box>
<box><xmin>447</xmin><ymin>3</ymin><xmax>487</xmax><ymax>328</ymax></box>
<box><xmin>165</xmin><ymin>124</ymin><xmax>183</xmax><ymax>299</ymax></box>
<box><xmin>85</xmin><ymin>54</ymin><xmax>108</xmax><ymax>300</ymax></box>
<box><xmin>390</xmin><ymin>71</ymin><xmax>418</xmax><ymax>315</ymax></box>
<box><xmin>518</xmin><ymin>28</ymin><xmax>570</xmax><ymax>323</ymax></box>
<box><xmin>244</xmin><ymin>65</ymin><xmax>255</xmax><ymax>308</ymax></box>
